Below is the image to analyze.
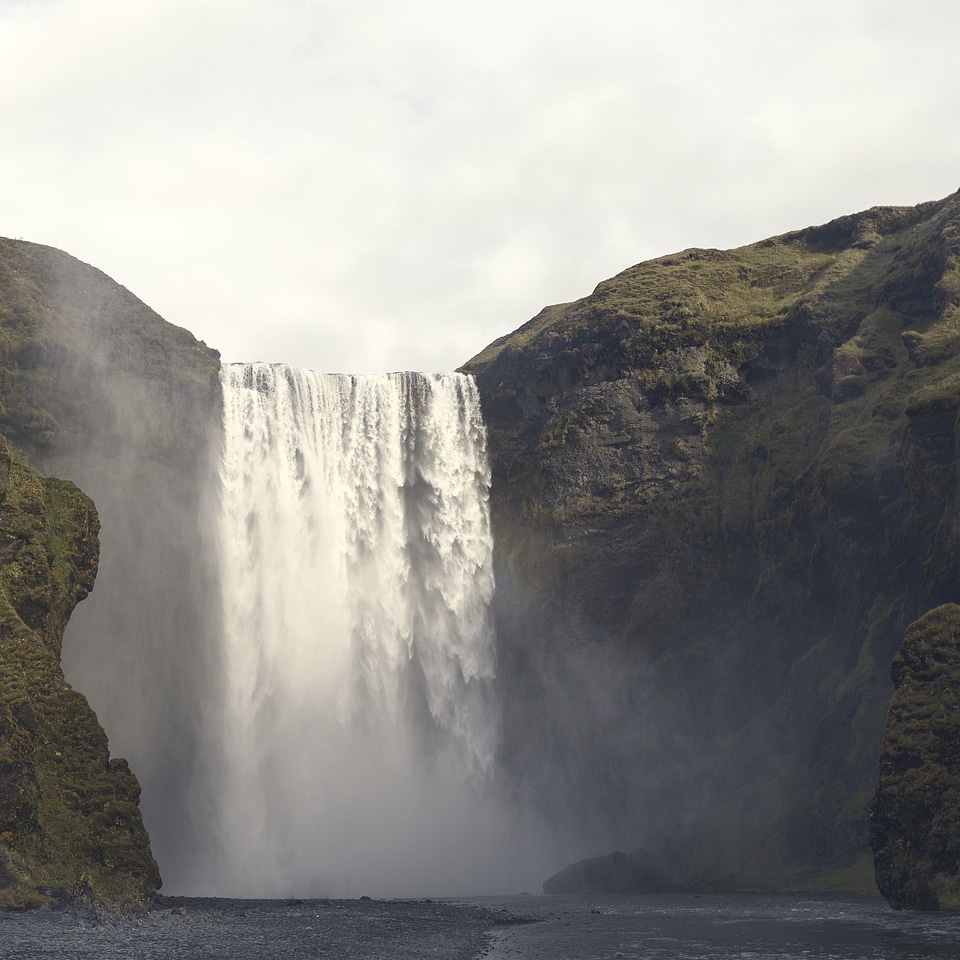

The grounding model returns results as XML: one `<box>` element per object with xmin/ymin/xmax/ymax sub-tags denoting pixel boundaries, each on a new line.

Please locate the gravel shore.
<box><xmin>0</xmin><ymin>896</ymin><xmax>529</xmax><ymax>960</ymax></box>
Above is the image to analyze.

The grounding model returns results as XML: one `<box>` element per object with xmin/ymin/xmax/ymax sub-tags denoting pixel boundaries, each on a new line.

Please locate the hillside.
<box><xmin>464</xmin><ymin>191</ymin><xmax>960</xmax><ymax>893</ymax></box>
<box><xmin>0</xmin><ymin>238</ymin><xmax>222</xmax><ymax>897</ymax></box>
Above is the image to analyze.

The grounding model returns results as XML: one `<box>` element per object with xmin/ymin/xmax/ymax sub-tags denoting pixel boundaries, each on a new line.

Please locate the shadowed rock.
<box><xmin>871</xmin><ymin>604</ymin><xmax>960</xmax><ymax>910</ymax></box>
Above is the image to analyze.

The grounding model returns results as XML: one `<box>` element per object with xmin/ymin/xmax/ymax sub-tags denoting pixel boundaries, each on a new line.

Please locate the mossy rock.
<box><xmin>871</xmin><ymin>604</ymin><xmax>960</xmax><ymax>910</ymax></box>
<box><xmin>0</xmin><ymin>434</ymin><xmax>159</xmax><ymax>911</ymax></box>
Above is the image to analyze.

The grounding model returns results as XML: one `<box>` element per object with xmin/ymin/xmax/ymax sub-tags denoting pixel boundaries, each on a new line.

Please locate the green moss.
<box><xmin>0</xmin><ymin>434</ymin><xmax>159</xmax><ymax>910</ymax></box>
<box><xmin>537</xmin><ymin>410</ymin><xmax>582</xmax><ymax>452</ymax></box>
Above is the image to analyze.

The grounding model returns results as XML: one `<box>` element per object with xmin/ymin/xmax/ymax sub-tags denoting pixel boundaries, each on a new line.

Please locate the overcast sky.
<box><xmin>2</xmin><ymin>0</ymin><xmax>959</xmax><ymax>374</ymax></box>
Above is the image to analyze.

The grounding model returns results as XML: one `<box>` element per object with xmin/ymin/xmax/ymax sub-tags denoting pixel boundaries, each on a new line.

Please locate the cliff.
<box><xmin>0</xmin><ymin>433</ymin><xmax>159</xmax><ymax>908</ymax></box>
<box><xmin>463</xmin><ymin>191</ymin><xmax>960</xmax><ymax>892</ymax></box>
<box><xmin>0</xmin><ymin>238</ymin><xmax>223</xmax><ymax>892</ymax></box>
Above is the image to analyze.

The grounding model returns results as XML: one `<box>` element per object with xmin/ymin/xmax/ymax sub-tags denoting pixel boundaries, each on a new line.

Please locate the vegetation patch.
<box><xmin>0</xmin><ymin>431</ymin><xmax>159</xmax><ymax>911</ymax></box>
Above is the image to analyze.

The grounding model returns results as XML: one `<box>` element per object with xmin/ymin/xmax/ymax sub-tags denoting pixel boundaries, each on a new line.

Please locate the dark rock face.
<box><xmin>463</xmin><ymin>192</ymin><xmax>960</xmax><ymax>892</ymax></box>
<box><xmin>0</xmin><ymin>238</ymin><xmax>223</xmax><ymax>891</ymax></box>
<box><xmin>0</xmin><ymin>433</ymin><xmax>159</xmax><ymax>909</ymax></box>
<box><xmin>871</xmin><ymin>605</ymin><xmax>960</xmax><ymax>910</ymax></box>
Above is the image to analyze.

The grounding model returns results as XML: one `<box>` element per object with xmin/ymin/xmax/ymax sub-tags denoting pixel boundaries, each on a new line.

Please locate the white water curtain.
<box><xmin>212</xmin><ymin>363</ymin><xmax>502</xmax><ymax>897</ymax></box>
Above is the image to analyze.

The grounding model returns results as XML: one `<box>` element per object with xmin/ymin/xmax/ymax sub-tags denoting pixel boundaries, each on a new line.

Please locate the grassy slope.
<box><xmin>0</xmin><ymin>237</ymin><xmax>219</xmax><ymax>464</ymax></box>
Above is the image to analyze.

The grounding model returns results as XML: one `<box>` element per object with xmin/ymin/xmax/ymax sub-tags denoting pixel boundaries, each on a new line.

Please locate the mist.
<box><xmin>203</xmin><ymin>364</ymin><xmax>552</xmax><ymax>896</ymax></box>
<box><xmin>34</xmin><ymin>256</ymin><xmax>227</xmax><ymax>889</ymax></box>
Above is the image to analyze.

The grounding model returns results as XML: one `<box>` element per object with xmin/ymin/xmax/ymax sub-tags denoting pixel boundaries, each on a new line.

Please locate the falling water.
<box><xmin>212</xmin><ymin>363</ymin><xmax>509</xmax><ymax>897</ymax></box>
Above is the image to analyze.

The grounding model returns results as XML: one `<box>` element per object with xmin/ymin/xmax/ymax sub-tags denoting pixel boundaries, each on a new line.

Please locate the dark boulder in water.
<box><xmin>871</xmin><ymin>604</ymin><xmax>960</xmax><ymax>910</ymax></box>
<box><xmin>543</xmin><ymin>851</ymin><xmax>664</xmax><ymax>895</ymax></box>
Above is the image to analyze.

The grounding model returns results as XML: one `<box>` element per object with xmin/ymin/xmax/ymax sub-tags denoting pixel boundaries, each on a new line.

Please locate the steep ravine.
<box><xmin>464</xmin><ymin>191</ymin><xmax>960</xmax><ymax>894</ymax></box>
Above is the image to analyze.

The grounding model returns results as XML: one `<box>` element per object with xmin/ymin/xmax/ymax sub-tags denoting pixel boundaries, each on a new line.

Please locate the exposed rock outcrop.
<box><xmin>464</xmin><ymin>191</ymin><xmax>960</xmax><ymax>892</ymax></box>
<box><xmin>0</xmin><ymin>433</ymin><xmax>159</xmax><ymax>909</ymax></box>
<box><xmin>871</xmin><ymin>605</ymin><xmax>960</xmax><ymax>910</ymax></box>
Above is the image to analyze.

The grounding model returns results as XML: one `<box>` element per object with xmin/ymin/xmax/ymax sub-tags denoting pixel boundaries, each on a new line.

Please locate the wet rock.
<box><xmin>0</xmin><ymin>434</ymin><xmax>159</xmax><ymax>909</ymax></box>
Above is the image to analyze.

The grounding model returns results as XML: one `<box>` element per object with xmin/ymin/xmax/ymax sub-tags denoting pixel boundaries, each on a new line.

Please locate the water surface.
<box><xmin>480</xmin><ymin>893</ymin><xmax>960</xmax><ymax>959</ymax></box>
<box><xmin>2</xmin><ymin>893</ymin><xmax>958</xmax><ymax>959</ymax></box>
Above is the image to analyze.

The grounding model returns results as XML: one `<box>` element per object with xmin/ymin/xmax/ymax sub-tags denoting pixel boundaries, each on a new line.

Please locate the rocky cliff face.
<box><xmin>463</xmin><ymin>191</ymin><xmax>960</xmax><ymax>891</ymax></box>
<box><xmin>0</xmin><ymin>433</ymin><xmax>159</xmax><ymax>908</ymax></box>
<box><xmin>871</xmin><ymin>604</ymin><xmax>960</xmax><ymax>910</ymax></box>
<box><xmin>0</xmin><ymin>238</ymin><xmax>223</xmax><ymax>892</ymax></box>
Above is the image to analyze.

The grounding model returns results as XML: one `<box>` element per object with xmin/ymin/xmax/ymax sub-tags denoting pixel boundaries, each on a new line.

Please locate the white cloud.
<box><xmin>1</xmin><ymin>0</ymin><xmax>959</xmax><ymax>373</ymax></box>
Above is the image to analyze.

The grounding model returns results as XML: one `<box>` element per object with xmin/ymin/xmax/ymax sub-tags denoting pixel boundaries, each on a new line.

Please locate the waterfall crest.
<box><xmin>213</xmin><ymin>363</ymin><xmax>503</xmax><ymax>896</ymax></box>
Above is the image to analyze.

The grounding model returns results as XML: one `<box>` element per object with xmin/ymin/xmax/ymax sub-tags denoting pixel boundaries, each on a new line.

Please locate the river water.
<box><xmin>1</xmin><ymin>893</ymin><xmax>958</xmax><ymax>959</ymax></box>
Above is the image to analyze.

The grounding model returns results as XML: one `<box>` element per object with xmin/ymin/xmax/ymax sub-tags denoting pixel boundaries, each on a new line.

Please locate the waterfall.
<box><xmin>212</xmin><ymin>363</ymin><xmax>505</xmax><ymax>897</ymax></box>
